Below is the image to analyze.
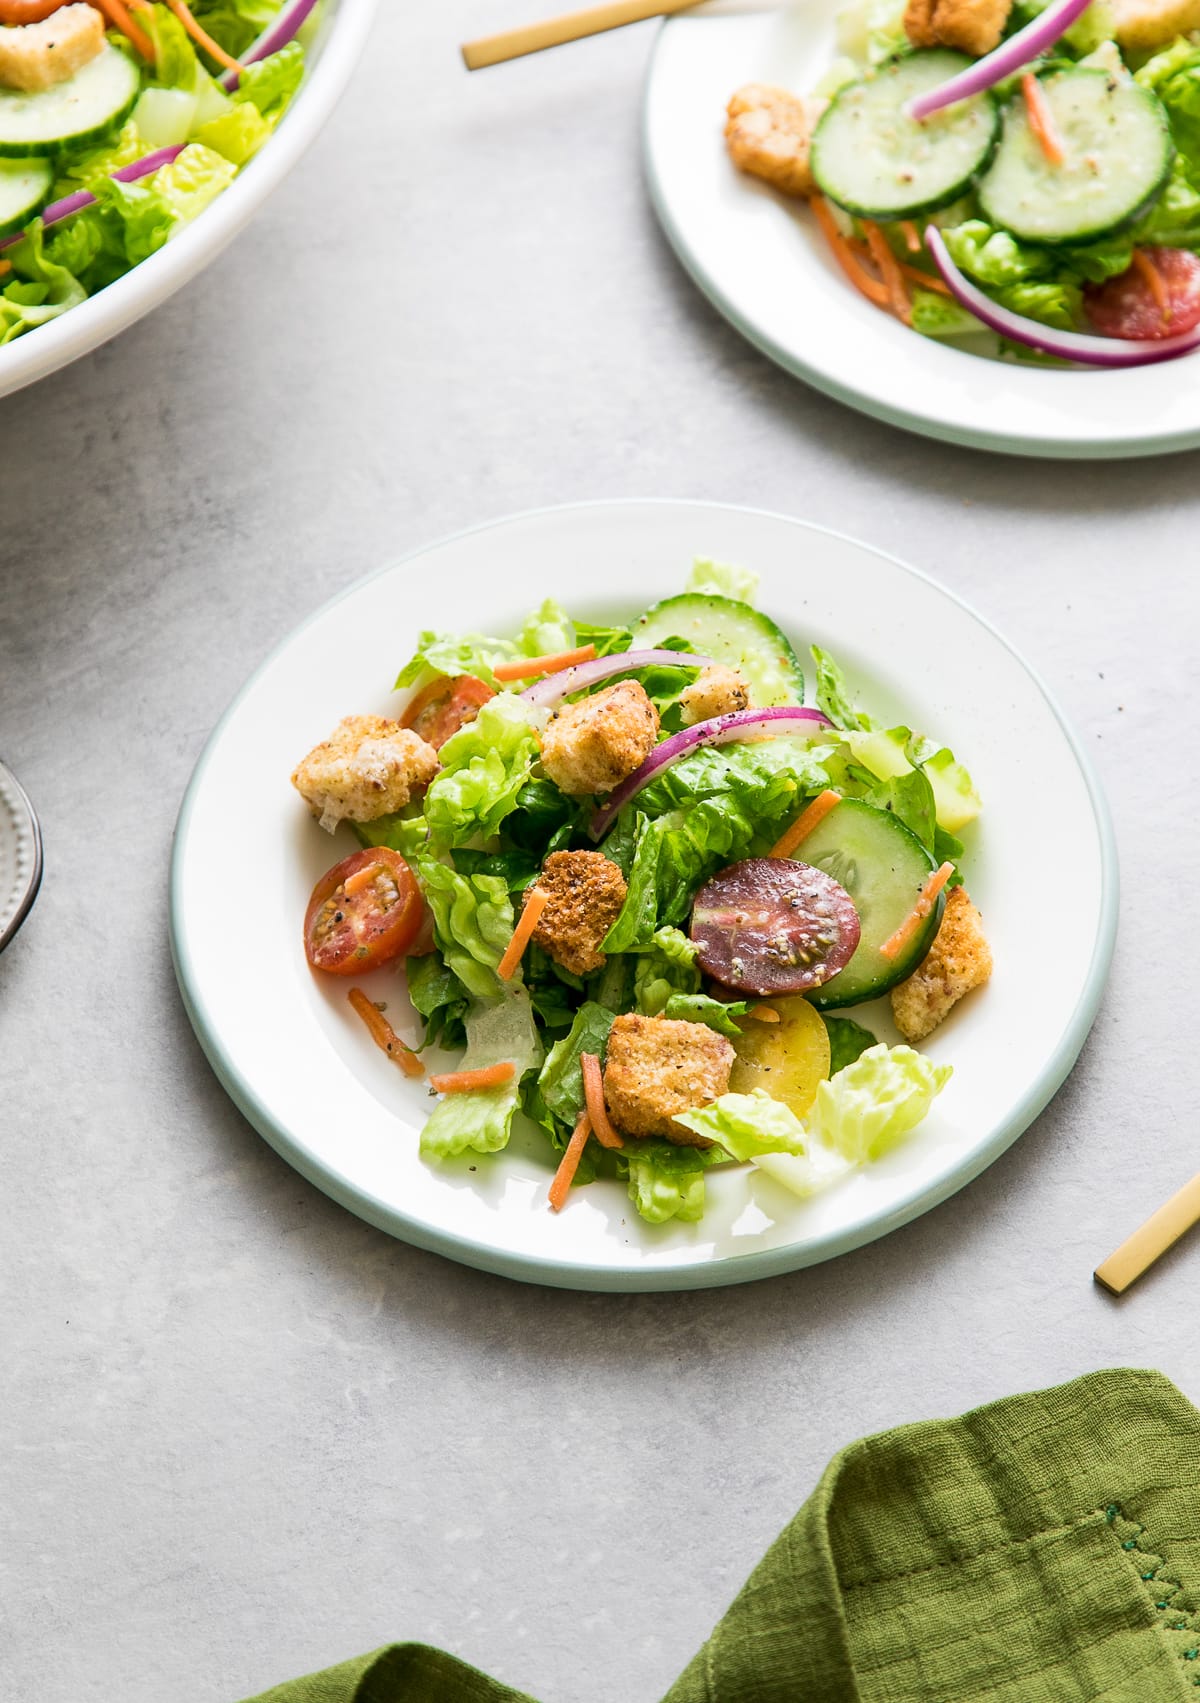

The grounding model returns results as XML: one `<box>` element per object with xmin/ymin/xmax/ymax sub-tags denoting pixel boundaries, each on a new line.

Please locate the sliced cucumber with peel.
<box><xmin>0</xmin><ymin>43</ymin><xmax>140</xmax><ymax>158</ymax></box>
<box><xmin>812</xmin><ymin>51</ymin><xmax>999</xmax><ymax>221</ymax></box>
<box><xmin>0</xmin><ymin>156</ymin><xmax>52</xmax><ymax>238</ymax></box>
<box><xmin>979</xmin><ymin>69</ymin><xmax>1173</xmax><ymax>245</ymax></box>
<box><xmin>633</xmin><ymin>593</ymin><xmax>805</xmax><ymax>705</ymax></box>
<box><xmin>793</xmin><ymin>798</ymin><xmax>943</xmax><ymax>1010</ymax></box>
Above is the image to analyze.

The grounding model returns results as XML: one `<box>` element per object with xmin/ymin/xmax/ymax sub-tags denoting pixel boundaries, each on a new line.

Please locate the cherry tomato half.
<box><xmin>690</xmin><ymin>857</ymin><xmax>860</xmax><ymax>997</ymax></box>
<box><xmin>304</xmin><ymin>848</ymin><xmax>426</xmax><ymax>975</ymax></box>
<box><xmin>400</xmin><ymin>674</ymin><xmax>494</xmax><ymax>750</ymax></box>
<box><xmin>1085</xmin><ymin>249</ymin><xmax>1200</xmax><ymax>341</ymax></box>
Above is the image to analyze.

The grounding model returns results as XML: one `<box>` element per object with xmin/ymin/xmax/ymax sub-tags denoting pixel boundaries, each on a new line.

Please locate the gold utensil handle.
<box><xmin>462</xmin><ymin>0</ymin><xmax>697</xmax><ymax>69</ymax></box>
<box><xmin>1094</xmin><ymin>1170</ymin><xmax>1200</xmax><ymax>1294</ymax></box>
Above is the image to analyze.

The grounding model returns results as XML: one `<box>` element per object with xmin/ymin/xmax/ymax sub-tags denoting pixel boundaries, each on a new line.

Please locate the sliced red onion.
<box><xmin>219</xmin><ymin>0</ymin><xmax>319</xmax><ymax>89</ymax></box>
<box><xmin>907</xmin><ymin>0</ymin><xmax>1092</xmax><ymax>119</ymax></box>
<box><xmin>588</xmin><ymin>706</ymin><xmax>833</xmax><ymax>842</ymax></box>
<box><xmin>522</xmin><ymin>648</ymin><xmax>712</xmax><ymax>707</ymax></box>
<box><xmin>0</xmin><ymin>145</ymin><xmax>185</xmax><ymax>253</ymax></box>
<box><xmin>926</xmin><ymin>226</ymin><xmax>1200</xmax><ymax>367</ymax></box>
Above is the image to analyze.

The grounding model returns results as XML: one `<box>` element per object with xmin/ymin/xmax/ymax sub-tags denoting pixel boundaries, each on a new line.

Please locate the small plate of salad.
<box><xmin>645</xmin><ymin>0</ymin><xmax>1200</xmax><ymax>455</ymax></box>
<box><xmin>0</xmin><ymin>0</ymin><xmax>375</xmax><ymax>400</ymax></box>
<box><xmin>171</xmin><ymin>500</ymin><xmax>1116</xmax><ymax>1291</ymax></box>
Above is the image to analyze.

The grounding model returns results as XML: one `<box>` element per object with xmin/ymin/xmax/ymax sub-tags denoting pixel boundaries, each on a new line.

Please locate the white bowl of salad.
<box><xmin>0</xmin><ymin>0</ymin><xmax>375</xmax><ymax>398</ymax></box>
<box><xmin>170</xmin><ymin>501</ymin><xmax>1117</xmax><ymax>1290</ymax></box>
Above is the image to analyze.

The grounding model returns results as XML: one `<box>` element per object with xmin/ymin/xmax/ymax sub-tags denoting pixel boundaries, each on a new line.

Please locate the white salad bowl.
<box><xmin>0</xmin><ymin>0</ymin><xmax>377</xmax><ymax>404</ymax></box>
<box><xmin>644</xmin><ymin>1</ymin><xmax>1200</xmax><ymax>458</ymax></box>
<box><xmin>170</xmin><ymin>500</ymin><xmax>1118</xmax><ymax>1291</ymax></box>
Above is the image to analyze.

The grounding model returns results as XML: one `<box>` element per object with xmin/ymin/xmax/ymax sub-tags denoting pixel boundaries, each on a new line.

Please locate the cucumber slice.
<box><xmin>0</xmin><ymin>156</ymin><xmax>52</xmax><ymax>238</ymax></box>
<box><xmin>811</xmin><ymin>52</ymin><xmax>999</xmax><ymax>221</ymax></box>
<box><xmin>632</xmin><ymin>593</ymin><xmax>805</xmax><ymax>706</ymax></box>
<box><xmin>0</xmin><ymin>43</ymin><xmax>140</xmax><ymax>158</ymax></box>
<box><xmin>795</xmin><ymin>798</ymin><xmax>943</xmax><ymax>1010</ymax></box>
<box><xmin>979</xmin><ymin>70</ymin><xmax>1173</xmax><ymax>245</ymax></box>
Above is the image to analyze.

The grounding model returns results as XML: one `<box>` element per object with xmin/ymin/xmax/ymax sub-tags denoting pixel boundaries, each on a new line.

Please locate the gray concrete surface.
<box><xmin>2</xmin><ymin>5</ymin><xmax>1199</xmax><ymax>1700</ymax></box>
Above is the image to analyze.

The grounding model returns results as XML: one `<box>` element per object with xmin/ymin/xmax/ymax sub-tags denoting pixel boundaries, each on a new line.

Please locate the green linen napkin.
<box><xmin>242</xmin><ymin>1369</ymin><xmax>1200</xmax><ymax>1703</ymax></box>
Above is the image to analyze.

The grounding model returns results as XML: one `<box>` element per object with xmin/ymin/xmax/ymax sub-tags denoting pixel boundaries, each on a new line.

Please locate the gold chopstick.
<box><xmin>1094</xmin><ymin>1170</ymin><xmax>1200</xmax><ymax>1295</ymax></box>
<box><xmin>462</xmin><ymin>0</ymin><xmax>698</xmax><ymax>69</ymax></box>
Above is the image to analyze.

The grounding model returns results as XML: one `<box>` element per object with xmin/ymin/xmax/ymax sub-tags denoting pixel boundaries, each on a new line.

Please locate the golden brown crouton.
<box><xmin>526</xmin><ymin>851</ymin><xmax>627</xmax><ymax>977</ymax></box>
<box><xmin>1111</xmin><ymin>0</ymin><xmax>1200</xmax><ymax>52</ymax></box>
<box><xmin>679</xmin><ymin>664</ymin><xmax>750</xmax><ymax>727</ymax></box>
<box><xmin>725</xmin><ymin>83</ymin><xmax>824</xmax><ymax>200</ymax></box>
<box><xmin>890</xmin><ymin>886</ymin><xmax>993</xmax><ymax>1043</ymax></box>
<box><xmin>291</xmin><ymin>714</ymin><xmax>439</xmax><ymax>833</ymax></box>
<box><xmin>539</xmin><ymin>680</ymin><xmax>660</xmax><ymax>798</ymax></box>
<box><xmin>0</xmin><ymin>4</ymin><xmax>105</xmax><ymax>93</ymax></box>
<box><xmin>604</xmin><ymin>1014</ymin><xmax>734</xmax><ymax>1146</ymax></box>
<box><xmin>904</xmin><ymin>0</ymin><xmax>1010</xmax><ymax>57</ymax></box>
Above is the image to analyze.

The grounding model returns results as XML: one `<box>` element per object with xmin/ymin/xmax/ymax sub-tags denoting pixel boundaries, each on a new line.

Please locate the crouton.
<box><xmin>526</xmin><ymin>850</ymin><xmax>627</xmax><ymax>978</ymax></box>
<box><xmin>539</xmin><ymin>680</ymin><xmax>660</xmax><ymax>798</ymax></box>
<box><xmin>725</xmin><ymin>83</ymin><xmax>824</xmax><ymax>200</ymax></box>
<box><xmin>291</xmin><ymin>714</ymin><xmax>439</xmax><ymax>833</ymax></box>
<box><xmin>1111</xmin><ymin>0</ymin><xmax>1200</xmax><ymax>53</ymax></box>
<box><xmin>890</xmin><ymin>885</ymin><xmax>993</xmax><ymax>1042</ymax></box>
<box><xmin>904</xmin><ymin>0</ymin><xmax>1010</xmax><ymax>58</ymax></box>
<box><xmin>679</xmin><ymin>664</ymin><xmax>750</xmax><ymax>727</ymax></box>
<box><xmin>0</xmin><ymin>4</ymin><xmax>105</xmax><ymax>93</ymax></box>
<box><xmin>603</xmin><ymin>1013</ymin><xmax>735</xmax><ymax>1146</ymax></box>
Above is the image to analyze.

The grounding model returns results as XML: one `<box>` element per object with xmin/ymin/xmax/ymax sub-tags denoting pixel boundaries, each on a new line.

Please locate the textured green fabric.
<box><xmin>241</xmin><ymin>1370</ymin><xmax>1200</xmax><ymax>1703</ymax></box>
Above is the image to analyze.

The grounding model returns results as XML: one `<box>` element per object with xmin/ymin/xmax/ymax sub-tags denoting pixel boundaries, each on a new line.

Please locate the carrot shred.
<box><xmin>581</xmin><ymin>1052</ymin><xmax>624</xmax><ymax>1150</ymax></box>
<box><xmin>91</xmin><ymin>0</ymin><xmax>155</xmax><ymax>60</ymax></box>
<box><xmin>1131</xmin><ymin>248</ymin><xmax>1171</xmax><ymax>326</ymax></box>
<box><xmin>879</xmin><ymin>862</ymin><xmax>955</xmax><ymax>962</ymax></box>
<box><xmin>0</xmin><ymin>260</ymin><xmax>10</xmax><ymax>279</ymax></box>
<box><xmin>899</xmin><ymin>220</ymin><xmax>922</xmax><ymax>254</ymax></box>
<box><xmin>347</xmin><ymin>988</ymin><xmax>425</xmax><ymax>1079</ymax></box>
<box><xmin>748</xmin><ymin>1004</ymin><xmax>780</xmax><ymax>1023</ymax></box>
<box><xmin>770</xmin><ymin>789</ymin><xmax>842</xmax><ymax>859</ymax></box>
<box><xmin>811</xmin><ymin>195</ymin><xmax>890</xmax><ymax>308</ymax></box>
<box><xmin>497</xmin><ymin>886</ymin><xmax>549</xmax><ymax>982</ymax></box>
<box><xmin>862</xmin><ymin>222</ymin><xmax>912</xmax><ymax>325</ymax></box>
<box><xmin>1022</xmin><ymin>73</ymin><xmax>1065</xmax><ymax>167</ymax></box>
<box><xmin>897</xmin><ymin>259</ymin><xmax>953</xmax><ymax>297</ymax></box>
<box><xmin>429</xmin><ymin>1062</ymin><xmax>516</xmax><ymax>1094</ymax></box>
<box><xmin>492</xmin><ymin>644</ymin><xmax>597</xmax><ymax>682</ymax></box>
<box><xmin>162</xmin><ymin>0</ymin><xmax>244</xmax><ymax>74</ymax></box>
<box><xmin>548</xmin><ymin>1110</ymin><xmax>592</xmax><ymax>1212</ymax></box>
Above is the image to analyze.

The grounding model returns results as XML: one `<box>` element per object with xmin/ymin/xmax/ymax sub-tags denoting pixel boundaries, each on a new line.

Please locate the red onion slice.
<box><xmin>907</xmin><ymin>0</ymin><xmax>1092</xmax><ymax>119</ymax></box>
<box><xmin>926</xmin><ymin>226</ymin><xmax>1200</xmax><ymax>367</ymax></box>
<box><xmin>587</xmin><ymin>706</ymin><xmax>833</xmax><ymax>841</ymax></box>
<box><xmin>220</xmin><ymin>0</ymin><xmax>319</xmax><ymax>89</ymax></box>
<box><xmin>0</xmin><ymin>145</ymin><xmax>185</xmax><ymax>253</ymax></box>
<box><xmin>522</xmin><ymin>647</ymin><xmax>712</xmax><ymax>707</ymax></box>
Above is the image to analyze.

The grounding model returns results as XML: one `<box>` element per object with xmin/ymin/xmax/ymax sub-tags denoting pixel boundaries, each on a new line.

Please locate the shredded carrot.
<box><xmin>899</xmin><ymin>220</ymin><xmax>922</xmax><ymax>254</ymax></box>
<box><xmin>429</xmin><ymin>1062</ymin><xmax>516</xmax><ymax>1094</ymax></box>
<box><xmin>811</xmin><ymin>195</ymin><xmax>890</xmax><ymax>308</ymax></box>
<box><xmin>162</xmin><ymin>0</ymin><xmax>244</xmax><ymax>74</ymax></box>
<box><xmin>492</xmin><ymin>644</ymin><xmax>597</xmax><ymax>682</ymax></box>
<box><xmin>497</xmin><ymin>886</ymin><xmax>549</xmax><ymax>982</ymax></box>
<box><xmin>748</xmin><ymin>1004</ymin><xmax>780</xmax><ymax>1023</ymax></box>
<box><xmin>1131</xmin><ymin>248</ymin><xmax>1171</xmax><ymax>326</ymax></box>
<box><xmin>347</xmin><ymin>988</ymin><xmax>425</xmax><ymax>1079</ymax></box>
<box><xmin>897</xmin><ymin>260</ymin><xmax>952</xmax><ymax>297</ymax></box>
<box><xmin>862</xmin><ymin>222</ymin><xmax>912</xmax><ymax>326</ymax></box>
<box><xmin>770</xmin><ymin>789</ymin><xmax>842</xmax><ymax>859</ymax></box>
<box><xmin>879</xmin><ymin>862</ymin><xmax>955</xmax><ymax>962</ymax></box>
<box><xmin>91</xmin><ymin>0</ymin><xmax>154</xmax><ymax>60</ymax></box>
<box><xmin>581</xmin><ymin>1052</ymin><xmax>624</xmax><ymax>1150</ymax></box>
<box><xmin>1022</xmin><ymin>73</ymin><xmax>1064</xmax><ymax>167</ymax></box>
<box><xmin>0</xmin><ymin>260</ymin><xmax>10</xmax><ymax>280</ymax></box>
<box><xmin>548</xmin><ymin>1110</ymin><xmax>592</xmax><ymax>1212</ymax></box>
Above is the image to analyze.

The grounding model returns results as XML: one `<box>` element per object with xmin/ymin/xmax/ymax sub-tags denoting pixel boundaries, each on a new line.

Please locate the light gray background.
<box><xmin>2</xmin><ymin>4</ymin><xmax>1197</xmax><ymax>1700</ymax></box>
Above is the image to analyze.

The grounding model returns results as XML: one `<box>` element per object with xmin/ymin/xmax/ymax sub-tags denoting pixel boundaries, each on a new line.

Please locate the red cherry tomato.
<box><xmin>1084</xmin><ymin>249</ymin><xmax>1200</xmax><ymax>341</ymax></box>
<box><xmin>401</xmin><ymin>674</ymin><xmax>494</xmax><ymax>750</ymax></box>
<box><xmin>690</xmin><ymin>857</ymin><xmax>861</xmax><ymax>997</ymax></box>
<box><xmin>304</xmin><ymin>848</ymin><xmax>426</xmax><ymax>975</ymax></box>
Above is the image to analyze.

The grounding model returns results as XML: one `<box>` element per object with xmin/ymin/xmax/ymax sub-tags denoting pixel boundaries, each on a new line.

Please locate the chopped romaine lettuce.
<box><xmin>420</xmin><ymin>988</ymin><xmax>542</xmax><ymax>1159</ymax></box>
<box><xmin>661</xmin><ymin>993</ymin><xmax>751</xmax><ymax>1037</ymax></box>
<box><xmin>632</xmin><ymin>927</ymin><xmax>702</xmax><ymax>1015</ymax></box>
<box><xmin>406</xmin><ymin>953</ymin><xmax>470</xmax><ymax>1053</ymax></box>
<box><xmin>812</xmin><ymin>646</ymin><xmax>876</xmax><ymax>732</ymax></box>
<box><xmin>415</xmin><ymin>857</ymin><xmax>514</xmax><ymax>1000</ymax></box>
<box><xmin>823</xmin><ymin>1014</ymin><xmax>878</xmax><ymax>1076</ymax></box>
<box><xmin>617</xmin><ymin>1141</ymin><xmax>718</xmax><ymax>1224</ymax></box>
<box><xmin>810</xmin><ymin>1044</ymin><xmax>952</xmax><ymax>1163</ymax></box>
<box><xmin>424</xmin><ymin>694</ymin><xmax>542</xmax><ymax>849</ymax></box>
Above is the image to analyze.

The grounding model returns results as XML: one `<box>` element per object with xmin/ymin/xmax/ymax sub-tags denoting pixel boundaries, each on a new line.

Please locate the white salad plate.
<box><xmin>0</xmin><ymin>0</ymin><xmax>377</xmax><ymax>404</ymax></box>
<box><xmin>0</xmin><ymin>758</ymin><xmax>43</xmax><ymax>952</ymax></box>
<box><xmin>644</xmin><ymin>4</ymin><xmax>1200</xmax><ymax>458</ymax></box>
<box><xmin>171</xmin><ymin>500</ymin><xmax>1117</xmax><ymax>1291</ymax></box>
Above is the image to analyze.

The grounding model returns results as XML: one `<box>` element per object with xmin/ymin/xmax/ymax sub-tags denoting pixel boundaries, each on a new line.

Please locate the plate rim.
<box><xmin>169</xmin><ymin>498</ymin><xmax>1120</xmax><ymax>1291</ymax></box>
<box><xmin>641</xmin><ymin>17</ymin><xmax>1200</xmax><ymax>462</ymax></box>
<box><xmin>0</xmin><ymin>758</ymin><xmax>43</xmax><ymax>954</ymax></box>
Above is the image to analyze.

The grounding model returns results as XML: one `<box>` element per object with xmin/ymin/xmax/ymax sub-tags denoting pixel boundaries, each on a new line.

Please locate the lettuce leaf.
<box><xmin>661</xmin><ymin>993</ymin><xmax>751</xmax><ymax>1037</ymax></box>
<box><xmin>823</xmin><ymin>1015</ymin><xmax>878</xmax><ymax>1076</ymax></box>
<box><xmin>674</xmin><ymin>1089</ymin><xmax>808</xmax><ymax>1159</ymax></box>
<box><xmin>414</xmin><ymin>856</ymin><xmax>514</xmax><ymax>1000</ymax></box>
<box><xmin>532</xmin><ymin>1001</ymin><xmax>616</xmax><ymax>1139</ymax></box>
<box><xmin>0</xmin><ymin>223</ymin><xmax>86</xmax><ymax>343</ymax></box>
<box><xmin>420</xmin><ymin>987</ymin><xmax>542</xmax><ymax>1159</ymax></box>
<box><xmin>395</xmin><ymin>599</ymin><xmax>575</xmax><ymax>691</ymax></box>
<box><xmin>632</xmin><ymin>927</ymin><xmax>701</xmax><ymax>1015</ymax></box>
<box><xmin>228</xmin><ymin>41</ymin><xmax>304</xmax><ymax>117</ymax></box>
<box><xmin>617</xmin><ymin>1141</ymin><xmax>719</xmax><ymax>1224</ymax></box>
<box><xmin>910</xmin><ymin>288</ymin><xmax>985</xmax><ymax>340</ymax></box>
<box><xmin>423</xmin><ymin>693</ymin><xmax>542</xmax><ymax>849</ymax></box>
<box><xmin>406</xmin><ymin>952</ymin><xmax>470</xmax><ymax>1052</ymax></box>
<box><xmin>686</xmin><ymin>558</ymin><xmax>759</xmax><ymax>604</ymax></box>
<box><xmin>810</xmin><ymin>1043</ymin><xmax>952</xmax><ymax>1163</ymax></box>
<box><xmin>812</xmin><ymin>645</ymin><xmax>876</xmax><ymax>732</ymax></box>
